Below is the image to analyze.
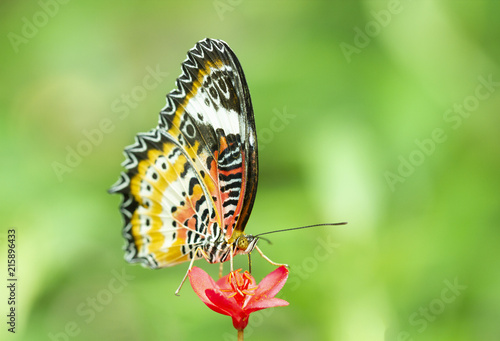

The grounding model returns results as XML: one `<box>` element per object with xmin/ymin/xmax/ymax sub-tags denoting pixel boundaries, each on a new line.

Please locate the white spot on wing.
<box><xmin>186</xmin><ymin>66</ymin><xmax>241</xmax><ymax>136</ymax></box>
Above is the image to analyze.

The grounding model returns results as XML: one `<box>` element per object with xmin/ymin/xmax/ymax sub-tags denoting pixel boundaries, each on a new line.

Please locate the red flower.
<box><xmin>188</xmin><ymin>266</ymin><xmax>289</xmax><ymax>331</ymax></box>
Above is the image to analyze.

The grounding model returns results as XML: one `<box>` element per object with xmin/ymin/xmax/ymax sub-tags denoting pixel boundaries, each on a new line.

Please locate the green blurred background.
<box><xmin>2</xmin><ymin>0</ymin><xmax>500</xmax><ymax>340</ymax></box>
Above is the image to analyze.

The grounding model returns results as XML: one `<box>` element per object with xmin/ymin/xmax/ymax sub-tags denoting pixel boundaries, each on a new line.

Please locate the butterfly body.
<box><xmin>110</xmin><ymin>38</ymin><xmax>259</xmax><ymax>269</ymax></box>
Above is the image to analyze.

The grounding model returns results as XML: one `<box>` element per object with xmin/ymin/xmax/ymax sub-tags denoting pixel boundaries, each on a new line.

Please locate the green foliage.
<box><xmin>2</xmin><ymin>1</ymin><xmax>500</xmax><ymax>340</ymax></box>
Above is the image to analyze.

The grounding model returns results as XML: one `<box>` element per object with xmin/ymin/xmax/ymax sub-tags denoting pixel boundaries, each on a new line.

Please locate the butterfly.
<box><xmin>109</xmin><ymin>38</ymin><xmax>282</xmax><ymax>292</ymax></box>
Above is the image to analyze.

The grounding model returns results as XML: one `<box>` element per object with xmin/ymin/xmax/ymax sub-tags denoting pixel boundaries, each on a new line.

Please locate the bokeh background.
<box><xmin>2</xmin><ymin>1</ymin><xmax>500</xmax><ymax>340</ymax></box>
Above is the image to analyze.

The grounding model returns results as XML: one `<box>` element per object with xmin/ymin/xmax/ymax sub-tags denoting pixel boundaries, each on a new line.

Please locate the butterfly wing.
<box><xmin>110</xmin><ymin>38</ymin><xmax>258</xmax><ymax>268</ymax></box>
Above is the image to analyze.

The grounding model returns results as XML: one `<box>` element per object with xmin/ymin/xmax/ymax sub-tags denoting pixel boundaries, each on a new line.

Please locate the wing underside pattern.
<box><xmin>110</xmin><ymin>38</ymin><xmax>258</xmax><ymax>268</ymax></box>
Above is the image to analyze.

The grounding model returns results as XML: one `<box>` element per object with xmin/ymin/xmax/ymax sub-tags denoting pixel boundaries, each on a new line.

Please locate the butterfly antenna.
<box><xmin>256</xmin><ymin>222</ymin><xmax>347</xmax><ymax>237</ymax></box>
<box><xmin>257</xmin><ymin>236</ymin><xmax>272</xmax><ymax>245</ymax></box>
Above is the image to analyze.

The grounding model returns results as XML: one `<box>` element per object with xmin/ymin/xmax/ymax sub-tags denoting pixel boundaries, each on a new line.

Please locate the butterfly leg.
<box><xmin>247</xmin><ymin>253</ymin><xmax>252</xmax><ymax>274</ymax></box>
<box><xmin>255</xmin><ymin>246</ymin><xmax>289</xmax><ymax>268</ymax></box>
<box><xmin>229</xmin><ymin>245</ymin><xmax>234</xmax><ymax>272</ymax></box>
<box><xmin>219</xmin><ymin>263</ymin><xmax>223</xmax><ymax>278</ymax></box>
<box><xmin>175</xmin><ymin>247</ymin><xmax>208</xmax><ymax>296</ymax></box>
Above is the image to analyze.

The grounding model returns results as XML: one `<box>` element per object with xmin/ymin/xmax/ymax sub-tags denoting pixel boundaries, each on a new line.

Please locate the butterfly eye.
<box><xmin>237</xmin><ymin>236</ymin><xmax>249</xmax><ymax>250</ymax></box>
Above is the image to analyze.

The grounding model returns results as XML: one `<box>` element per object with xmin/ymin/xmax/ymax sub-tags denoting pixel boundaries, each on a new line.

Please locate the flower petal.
<box><xmin>255</xmin><ymin>266</ymin><xmax>288</xmax><ymax>297</ymax></box>
<box><xmin>188</xmin><ymin>267</ymin><xmax>217</xmax><ymax>304</ymax></box>
<box><xmin>245</xmin><ymin>266</ymin><xmax>288</xmax><ymax>310</ymax></box>
<box><xmin>206</xmin><ymin>289</ymin><xmax>250</xmax><ymax>330</ymax></box>
<box><xmin>205</xmin><ymin>288</ymin><xmax>249</xmax><ymax>328</ymax></box>
<box><xmin>215</xmin><ymin>272</ymin><xmax>233</xmax><ymax>290</ymax></box>
<box><xmin>245</xmin><ymin>297</ymin><xmax>289</xmax><ymax>314</ymax></box>
<box><xmin>188</xmin><ymin>267</ymin><xmax>231</xmax><ymax>315</ymax></box>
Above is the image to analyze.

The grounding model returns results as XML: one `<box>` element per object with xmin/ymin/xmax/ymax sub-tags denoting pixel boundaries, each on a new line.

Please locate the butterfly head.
<box><xmin>235</xmin><ymin>234</ymin><xmax>259</xmax><ymax>254</ymax></box>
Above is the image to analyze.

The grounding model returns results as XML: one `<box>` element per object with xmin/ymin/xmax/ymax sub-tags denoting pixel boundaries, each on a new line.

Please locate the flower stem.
<box><xmin>238</xmin><ymin>329</ymin><xmax>244</xmax><ymax>341</ymax></box>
